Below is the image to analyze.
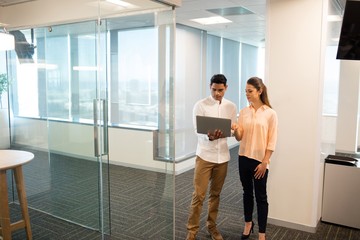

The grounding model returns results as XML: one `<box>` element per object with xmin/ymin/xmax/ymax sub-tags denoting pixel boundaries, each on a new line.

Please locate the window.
<box><xmin>10</xmin><ymin>21</ymin><xmax>160</xmax><ymax>128</ymax></box>
<box><xmin>110</xmin><ymin>27</ymin><xmax>159</xmax><ymax>127</ymax></box>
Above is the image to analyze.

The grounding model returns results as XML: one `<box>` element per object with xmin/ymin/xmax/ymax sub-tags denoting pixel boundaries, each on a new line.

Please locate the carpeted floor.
<box><xmin>6</xmin><ymin>146</ymin><xmax>360</xmax><ymax>239</ymax></box>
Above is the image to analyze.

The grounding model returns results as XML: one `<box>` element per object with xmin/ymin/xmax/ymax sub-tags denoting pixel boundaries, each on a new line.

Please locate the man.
<box><xmin>186</xmin><ymin>74</ymin><xmax>238</xmax><ymax>240</ymax></box>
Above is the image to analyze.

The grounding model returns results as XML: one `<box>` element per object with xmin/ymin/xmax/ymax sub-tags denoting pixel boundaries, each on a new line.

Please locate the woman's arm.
<box><xmin>254</xmin><ymin>149</ymin><xmax>273</xmax><ymax>179</ymax></box>
<box><xmin>233</xmin><ymin>126</ymin><xmax>242</xmax><ymax>141</ymax></box>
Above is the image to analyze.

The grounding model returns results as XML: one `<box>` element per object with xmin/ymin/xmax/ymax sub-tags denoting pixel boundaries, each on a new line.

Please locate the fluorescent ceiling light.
<box><xmin>0</xmin><ymin>32</ymin><xmax>15</xmax><ymax>51</ymax></box>
<box><xmin>105</xmin><ymin>0</ymin><xmax>136</xmax><ymax>8</ymax></box>
<box><xmin>190</xmin><ymin>16</ymin><xmax>232</xmax><ymax>25</ymax></box>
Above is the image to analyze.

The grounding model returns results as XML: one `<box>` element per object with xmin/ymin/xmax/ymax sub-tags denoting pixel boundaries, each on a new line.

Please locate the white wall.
<box><xmin>322</xmin><ymin>115</ymin><xmax>336</xmax><ymax>153</ymax></box>
<box><xmin>108</xmin><ymin>127</ymin><xmax>173</xmax><ymax>172</ymax></box>
<box><xmin>12</xmin><ymin>118</ymin><xmax>49</xmax><ymax>150</ymax></box>
<box><xmin>266</xmin><ymin>0</ymin><xmax>327</xmax><ymax>232</ymax></box>
<box><xmin>336</xmin><ymin>61</ymin><xmax>360</xmax><ymax>153</ymax></box>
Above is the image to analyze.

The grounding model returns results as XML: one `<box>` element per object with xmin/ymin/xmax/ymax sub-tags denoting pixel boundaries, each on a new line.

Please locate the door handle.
<box><xmin>93</xmin><ymin>99</ymin><xmax>108</xmax><ymax>157</ymax></box>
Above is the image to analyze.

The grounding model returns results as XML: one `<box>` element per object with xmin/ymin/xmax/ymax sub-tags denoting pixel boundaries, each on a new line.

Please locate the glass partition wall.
<box><xmin>5</xmin><ymin>1</ymin><xmax>175</xmax><ymax>239</ymax></box>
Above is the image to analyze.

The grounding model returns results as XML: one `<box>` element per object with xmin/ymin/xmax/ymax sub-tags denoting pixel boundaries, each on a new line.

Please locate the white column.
<box><xmin>335</xmin><ymin>61</ymin><xmax>360</xmax><ymax>153</ymax></box>
<box><xmin>266</xmin><ymin>0</ymin><xmax>327</xmax><ymax>232</ymax></box>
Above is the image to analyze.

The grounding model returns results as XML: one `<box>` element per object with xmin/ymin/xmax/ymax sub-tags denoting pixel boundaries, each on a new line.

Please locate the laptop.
<box><xmin>196</xmin><ymin>115</ymin><xmax>232</xmax><ymax>137</ymax></box>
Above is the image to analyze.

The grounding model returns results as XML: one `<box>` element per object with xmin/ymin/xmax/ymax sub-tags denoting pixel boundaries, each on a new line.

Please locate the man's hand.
<box><xmin>208</xmin><ymin>129</ymin><xmax>223</xmax><ymax>141</ymax></box>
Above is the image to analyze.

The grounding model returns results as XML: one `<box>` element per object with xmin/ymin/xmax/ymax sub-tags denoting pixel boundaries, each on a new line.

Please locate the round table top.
<box><xmin>0</xmin><ymin>150</ymin><xmax>34</xmax><ymax>171</ymax></box>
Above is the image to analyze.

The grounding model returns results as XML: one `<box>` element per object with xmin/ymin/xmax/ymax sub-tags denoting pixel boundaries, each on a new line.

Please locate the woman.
<box><xmin>234</xmin><ymin>77</ymin><xmax>278</xmax><ymax>240</ymax></box>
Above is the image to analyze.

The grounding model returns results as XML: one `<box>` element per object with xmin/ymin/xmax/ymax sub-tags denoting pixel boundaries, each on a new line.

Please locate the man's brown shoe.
<box><xmin>208</xmin><ymin>227</ymin><xmax>224</xmax><ymax>240</ymax></box>
<box><xmin>185</xmin><ymin>231</ymin><xmax>196</xmax><ymax>240</ymax></box>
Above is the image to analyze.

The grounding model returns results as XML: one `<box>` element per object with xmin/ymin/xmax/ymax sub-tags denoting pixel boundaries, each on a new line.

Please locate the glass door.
<box><xmin>5</xmin><ymin>20</ymin><xmax>111</xmax><ymax>234</ymax></box>
<box><xmin>5</xmin><ymin>20</ymin><xmax>110</xmax><ymax>237</ymax></box>
<box><xmin>44</xmin><ymin>19</ymin><xmax>110</xmax><ymax>233</ymax></box>
<box><xmin>102</xmin><ymin>9</ymin><xmax>176</xmax><ymax>239</ymax></box>
<box><xmin>6</xmin><ymin>0</ymin><xmax>176</xmax><ymax>239</ymax></box>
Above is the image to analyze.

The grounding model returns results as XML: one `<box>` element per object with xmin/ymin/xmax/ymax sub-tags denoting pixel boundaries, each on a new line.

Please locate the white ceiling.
<box><xmin>0</xmin><ymin>0</ymin><xmax>347</xmax><ymax>47</ymax></box>
<box><xmin>176</xmin><ymin>0</ymin><xmax>266</xmax><ymax>46</ymax></box>
<box><xmin>176</xmin><ymin>0</ymin><xmax>346</xmax><ymax>47</ymax></box>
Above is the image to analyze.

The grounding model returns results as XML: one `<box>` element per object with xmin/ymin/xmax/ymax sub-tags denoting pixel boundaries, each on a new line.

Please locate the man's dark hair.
<box><xmin>210</xmin><ymin>74</ymin><xmax>227</xmax><ymax>86</ymax></box>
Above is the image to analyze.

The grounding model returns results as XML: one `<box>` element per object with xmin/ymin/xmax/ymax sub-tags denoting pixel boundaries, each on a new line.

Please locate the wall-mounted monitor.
<box><xmin>336</xmin><ymin>0</ymin><xmax>360</xmax><ymax>60</ymax></box>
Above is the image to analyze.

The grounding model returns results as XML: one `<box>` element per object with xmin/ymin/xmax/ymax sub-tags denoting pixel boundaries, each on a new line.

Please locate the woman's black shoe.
<box><xmin>241</xmin><ymin>221</ymin><xmax>254</xmax><ymax>240</ymax></box>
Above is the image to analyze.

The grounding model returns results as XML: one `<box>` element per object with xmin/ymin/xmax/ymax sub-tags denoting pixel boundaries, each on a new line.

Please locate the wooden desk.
<box><xmin>0</xmin><ymin>150</ymin><xmax>34</xmax><ymax>240</ymax></box>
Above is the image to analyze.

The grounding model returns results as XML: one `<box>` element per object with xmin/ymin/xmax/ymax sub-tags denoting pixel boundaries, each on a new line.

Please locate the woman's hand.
<box><xmin>254</xmin><ymin>162</ymin><xmax>267</xmax><ymax>179</ymax></box>
<box><xmin>233</xmin><ymin>125</ymin><xmax>242</xmax><ymax>141</ymax></box>
<box><xmin>254</xmin><ymin>151</ymin><xmax>272</xmax><ymax>178</ymax></box>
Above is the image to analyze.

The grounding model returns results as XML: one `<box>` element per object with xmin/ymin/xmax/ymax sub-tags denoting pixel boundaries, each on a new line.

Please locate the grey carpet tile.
<box><xmin>5</xmin><ymin>146</ymin><xmax>360</xmax><ymax>240</ymax></box>
<box><xmin>9</xmin><ymin>204</ymin><xmax>102</xmax><ymax>240</ymax></box>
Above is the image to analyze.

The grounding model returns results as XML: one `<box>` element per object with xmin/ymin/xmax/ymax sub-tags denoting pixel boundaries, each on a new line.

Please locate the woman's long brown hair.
<box><xmin>247</xmin><ymin>77</ymin><xmax>272</xmax><ymax>108</ymax></box>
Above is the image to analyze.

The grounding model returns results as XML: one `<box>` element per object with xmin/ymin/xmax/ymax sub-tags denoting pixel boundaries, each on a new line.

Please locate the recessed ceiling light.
<box><xmin>105</xmin><ymin>0</ymin><xmax>136</xmax><ymax>8</ymax></box>
<box><xmin>190</xmin><ymin>16</ymin><xmax>232</xmax><ymax>25</ymax></box>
